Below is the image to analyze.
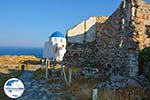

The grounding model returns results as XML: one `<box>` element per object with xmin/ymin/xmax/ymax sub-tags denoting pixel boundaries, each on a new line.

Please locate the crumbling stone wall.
<box><xmin>67</xmin><ymin>16</ymin><xmax>108</xmax><ymax>43</ymax></box>
<box><xmin>95</xmin><ymin>0</ymin><xmax>150</xmax><ymax>76</ymax></box>
<box><xmin>64</xmin><ymin>0</ymin><xmax>150</xmax><ymax>77</ymax></box>
<box><xmin>64</xmin><ymin>16</ymin><xmax>108</xmax><ymax>67</ymax></box>
<box><xmin>132</xmin><ymin>0</ymin><xmax>150</xmax><ymax>50</ymax></box>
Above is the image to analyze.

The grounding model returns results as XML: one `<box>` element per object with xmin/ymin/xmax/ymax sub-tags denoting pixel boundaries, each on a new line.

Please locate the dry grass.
<box><xmin>34</xmin><ymin>67</ymin><xmax>46</xmax><ymax>80</ymax></box>
<box><xmin>34</xmin><ymin>66</ymin><xmax>150</xmax><ymax>100</ymax></box>
<box><xmin>63</xmin><ymin>76</ymin><xmax>99</xmax><ymax>100</ymax></box>
<box><xmin>0</xmin><ymin>56</ymin><xmax>41</xmax><ymax>74</ymax></box>
<box><xmin>0</xmin><ymin>55</ymin><xmax>40</xmax><ymax>65</ymax></box>
<box><xmin>98</xmin><ymin>87</ymin><xmax>150</xmax><ymax>100</ymax></box>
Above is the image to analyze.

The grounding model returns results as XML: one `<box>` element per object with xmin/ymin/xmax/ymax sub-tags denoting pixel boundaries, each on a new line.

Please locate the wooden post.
<box><xmin>48</xmin><ymin>60</ymin><xmax>51</xmax><ymax>69</ymax></box>
<box><xmin>61</xmin><ymin>63</ymin><xmax>63</xmax><ymax>77</ymax></box>
<box><xmin>46</xmin><ymin>59</ymin><xmax>48</xmax><ymax>80</ymax></box>
<box><xmin>62</xmin><ymin>65</ymin><xmax>68</xmax><ymax>84</ymax></box>
<box><xmin>92</xmin><ymin>88</ymin><xmax>98</xmax><ymax>100</ymax></box>
<box><xmin>69</xmin><ymin>67</ymin><xmax>72</xmax><ymax>84</ymax></box>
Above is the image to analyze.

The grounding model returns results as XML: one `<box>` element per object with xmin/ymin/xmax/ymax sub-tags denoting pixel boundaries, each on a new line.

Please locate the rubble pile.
<box><xmin>97</xmin><ymin>75</ymin><xmax>150</xmax><ymax>90</ymax></box>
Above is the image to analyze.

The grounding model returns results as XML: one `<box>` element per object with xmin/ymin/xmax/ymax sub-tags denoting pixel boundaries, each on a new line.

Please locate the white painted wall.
<box><xmin>67</xmin><ymin>16</ymin><xmax>97</xmax><ymax>43</ymax></box>
<box><xmin>43</xmin><ymin>37</ymin><xmax>66</xmax><ymax>61</ymax></box>
<box><xmin>43</xmin><ymin>41</ymin><xmax>55</xmax><ymax>59</ymax></box>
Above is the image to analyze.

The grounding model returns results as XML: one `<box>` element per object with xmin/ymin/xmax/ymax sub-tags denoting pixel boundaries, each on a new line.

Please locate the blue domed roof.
<box><xmin>50</xmin><ymin>31</ymin><xmax>65</xmax><ymax>38</ymax></box>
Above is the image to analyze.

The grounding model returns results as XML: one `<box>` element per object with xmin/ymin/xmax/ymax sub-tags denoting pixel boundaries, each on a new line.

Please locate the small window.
<box><xmin>60</xmin><ymin>39</ymin><xmax>63</xmax><ymax>42</ymax></box>
<box><xmin>107</xmin><ymin>64</ymin><xmax>112</xmax><ymax>68</ymax></box>
<box><xmin>145</xmin><ymin>25</ymin><xmax>150</xmax><ymax>38</ymax></box>
<box><xmin>73</xmin><ymin>53</ymin><xmax>79</xmax><ymax>61</ymax></box>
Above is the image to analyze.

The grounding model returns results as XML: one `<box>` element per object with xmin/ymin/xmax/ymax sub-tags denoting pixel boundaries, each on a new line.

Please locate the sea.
<box><xmin>0</xmin><ymin>47</ymin><xmax>43</xmax><ymax>58</ymax></box>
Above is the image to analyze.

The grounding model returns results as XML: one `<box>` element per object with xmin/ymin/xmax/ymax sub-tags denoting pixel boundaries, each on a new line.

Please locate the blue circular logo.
<box><xmin>4</xmin><ymin>78</ymin><xmax>24</xmax><ymax>99</ymax></box>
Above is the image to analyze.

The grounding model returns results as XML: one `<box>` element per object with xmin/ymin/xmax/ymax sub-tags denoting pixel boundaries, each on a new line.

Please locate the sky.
<box><xmin>0</xmin><ymin>0</ymin><xmax>149</xmax><ymax>48</ymax></box>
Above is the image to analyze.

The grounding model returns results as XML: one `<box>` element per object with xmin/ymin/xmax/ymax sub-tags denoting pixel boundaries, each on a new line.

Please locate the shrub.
<box><xmin>34</xmin><ymin>68</ymin><xmax>46</xmax><ymax>80</ymax></box>
<box><xmin>139</xmin><ymin>47</ymin><xmax>150</xmax><ymax>80</ymax></box>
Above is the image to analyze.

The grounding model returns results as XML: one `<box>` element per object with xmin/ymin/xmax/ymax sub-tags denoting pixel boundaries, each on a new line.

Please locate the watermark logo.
<box><xmin>4</xmin><ymin>78</ymin><xmax>24</xmax><ymax>99</ymax></box>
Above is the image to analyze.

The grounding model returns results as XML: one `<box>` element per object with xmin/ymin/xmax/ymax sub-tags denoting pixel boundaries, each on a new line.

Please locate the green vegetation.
<box><xmin>34</xmin><ymin>68</ymin><xmax>46</xmax><ymax>80</ymax></box>
<box><xmin>139</xmin><ymin>47</ymin><xmax>150</xmax><ymax>80</ymax></box>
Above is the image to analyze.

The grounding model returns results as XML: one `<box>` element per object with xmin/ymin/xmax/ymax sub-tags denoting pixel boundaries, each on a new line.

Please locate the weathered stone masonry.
<box><xmin>64</xmin><ymin>16</ymin><xmax>108</xmax><ymax>67</ymax></box>
<box><xmin>64</xmin><ymin>0</ymin><xmax>150</xmax><ymax>77</ymax></box>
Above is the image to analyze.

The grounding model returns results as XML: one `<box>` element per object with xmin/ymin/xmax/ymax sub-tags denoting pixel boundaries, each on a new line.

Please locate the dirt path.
<box><xmin>18</xmin><ymin>71</ymin><xmax>63</xmax><ymax>100</ymax></box>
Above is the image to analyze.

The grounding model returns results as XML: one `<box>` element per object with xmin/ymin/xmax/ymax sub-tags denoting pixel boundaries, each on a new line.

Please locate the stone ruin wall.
<box><xmin>64</xmin><ymin>16</ymin><xmax>108</xmax><ymax>67</ymax></box>
<box><xmin>131</xmin><ymin>0</ymin><xmax>150</xmax><ymax>76</ymax></box>
<box><xmin>94</xmin><ymin>0</ymin><xmax>137</xmax><ymax>76</ymax></box>
<box><xmin>66</xmin><ymin>16</ymin><xmax>107</xmax><ymax>43</ymax></box>
<box><xmin>64</xmin><ymin>0</ymin><xmax>150</xmax><ymax>77</ymax></box>
<box><xmin>64</xmin><ymin>16</ymin><xmax>96</xmax><ymax>66</ymax></box>
<box><xmin>95</xmin><ymin>0</ymin><xmax>150</xmax><ymax>76</ymax></box>
<box><xmin>132</xmin><ymin>0</ymin><xmax>150</xmax><ymax>50</ymax></box>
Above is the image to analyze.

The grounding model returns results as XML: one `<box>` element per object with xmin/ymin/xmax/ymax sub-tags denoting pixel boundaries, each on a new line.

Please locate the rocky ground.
<box><xmin>1</xmin><ymin>58</ymin><xmax>150</xmax><ymax>100</ymax></box>
<box><xmin>18</xmin><ymin>71</ymin><xmax>64</xmax><ymax>100</ymax></box>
